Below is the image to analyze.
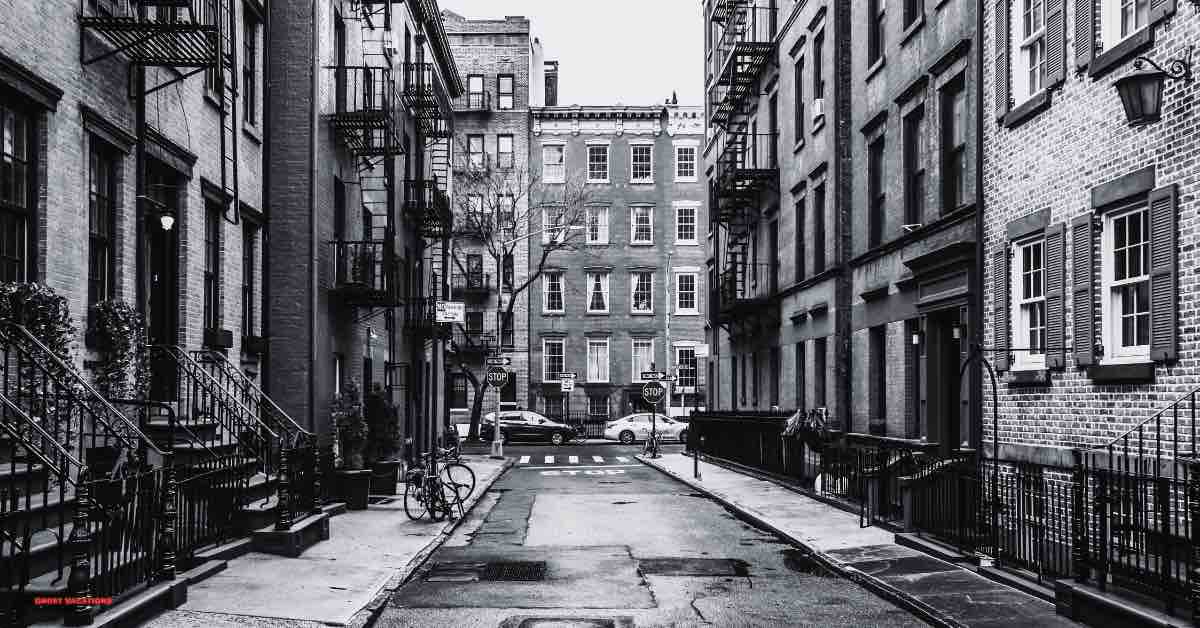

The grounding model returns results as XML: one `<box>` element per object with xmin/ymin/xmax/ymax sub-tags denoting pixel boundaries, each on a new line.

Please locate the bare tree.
<box><xmin>448</xmin><ymin>141</ymin><xmax>593</xmax><ymax>440</ymax></box>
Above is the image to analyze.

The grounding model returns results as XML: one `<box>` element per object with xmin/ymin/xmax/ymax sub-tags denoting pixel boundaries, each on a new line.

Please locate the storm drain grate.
<box><xmin>638</xmin><ymin>557</ymin><xmax>749</xmax><ymax>577</ymax></box>
<box><xmin>480</xmin><ymin>560</ymin><xmax>547</xmax><ymax>581</ymax></box>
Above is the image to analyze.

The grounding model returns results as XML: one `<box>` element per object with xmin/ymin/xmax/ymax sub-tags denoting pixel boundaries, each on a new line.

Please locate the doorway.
<box><xmin>145</xmin><ymin>165</ymin><xmax>180</xmax><ymax>401</ymax></box>
<box><xmin>919</xmin><ymin>308</ymin><xmax>966</xmax><ymax>454</ymax></box>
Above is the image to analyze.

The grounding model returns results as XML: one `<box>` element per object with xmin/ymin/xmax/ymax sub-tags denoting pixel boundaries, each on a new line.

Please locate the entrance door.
<box><xmin>921</xmin><ymin>310</ymin><xmax>963</xmax><ymax>454</ymax></box>
<box><xmin>146</xmin><ymin>203</ymin><xmax>180</xmax><ymax>401</ymax></box>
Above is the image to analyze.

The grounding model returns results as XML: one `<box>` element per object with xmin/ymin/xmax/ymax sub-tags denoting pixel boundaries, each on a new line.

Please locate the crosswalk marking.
<box><xmin>592</xmin><ymin>455</ymin><xmax>604</xmax><ymax>463</ymax></box>
<box><xmin>616</xmin><ymin>456</ymin><xmax>630</xmax><ymax>462</ymax></box>
<box><xmin>519</xmin><ymin>456</ymin><xmax>530</xmax><ymax>464</ymax></box>
<box><xmin>544</xmin><ymin>455</ymin><xmax>554</xmax><ymax>464</ymax></box>
<box><xmin>568</xmin><ymin>455</ymin><xmax>579</xmax><ymax>464</ymax></box>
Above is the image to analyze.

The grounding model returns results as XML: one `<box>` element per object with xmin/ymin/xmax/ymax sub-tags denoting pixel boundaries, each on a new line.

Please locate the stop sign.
<box><xmin>642</xmin><ymin>381</ymin><xmax>665</xmax><ymax>405</ymax></box>
<box><xmin>486</xmin><ymin>367</ymin><xmax>509</xmax><ymax>388</ymax></box>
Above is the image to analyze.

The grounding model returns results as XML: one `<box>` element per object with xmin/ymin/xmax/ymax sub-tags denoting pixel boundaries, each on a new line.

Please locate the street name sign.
<box><xmin>558</xmin><ymin>372</ymin><xmax>577</xmax><ymax>379</ymax></box>
<box><xmin>640</xmin><ymin>371</ymin><xmax>667</xmax><ymax>381</ymax></box>
<box><xmin>693</xmin><ymin>343</ymin><xmax>710</xmax><ymax>358</ymax></box>
<box><xmin>485</xmin><ymin>367</ymin><xmax>509</xmax><ymax>388</ymax></box>
<box><xmin>642</xmin><ymin>382</ymin><xmax>666</xmax><ymax>404</ymax></box>
<box><xmin>435</xmin><ymin>301</ymin><xmax>465</xmax><ymax>323</ymax></box>
<box><xmin>485</xmin><ymin>357</ymin><xmax>512</xmax><ymax>366</ymax></box>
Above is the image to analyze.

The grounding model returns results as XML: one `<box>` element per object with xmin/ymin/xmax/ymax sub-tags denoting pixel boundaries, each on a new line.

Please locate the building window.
<box><xmin>813</xmin><ymin>184</ymin><xmax>826</xmax><ymax>273</ymax></box>
<box><xmin>465</xmin><ymin>194</ymin><xmax>484</xmax><ymax>228</ymax></box>
<box><xmin>543</xmin><ymin>338</ymin><xmax>565</xmax><ymax>380</ymax></box>
<box><xmin>497</xmin><ymin>134</ymin><xmax>514</xmax><ymax>169</ymax></box>
<box><xmin>632</xmin><ymin>338</ymin><xmax>654</xmax><ymax>382</ymax></box>
<box><xmin>501</xmin><ymin>368</ymin><xmax>516</xmax><ymax>402</ymax></box>
<box><xmin>1012</xmin><ymin>237</ymin><xmax>1046</xmax><ymax>369</ymax></box>
<box><xmin>676</xmin><ymin>205</ymin><xmax>697</xmax><ymax>244</ymax></box>
<box><xmin>675</xmin><ymin>145</ymin><xmax>696</xmax><ymax>180</ymax></box>
<box><xmin>0</xmin><ymin>101</ymin><xmax>32</xmax><ymax>283</ymax></box>
<box><xmin>450</xmin><ymin>374</ymin><xmax>468</xmax><ymax>409</ymax></box>
<box><xmin>543</xmin><ymin>272</ymin><xmax>564</xmax><ymax>313</ymax></box>
<box><xmin>587</xmin><ymin>144</ymin><xmax>609</xmax><ymax>182</ymax></box>
<box><xmin>498</xmin><ymin>74</ymin><xmax>514</xmax><ymax>109</ymax></box>
<box><xmin>631</xmin><ymin>206</ymin><xmax>653</xmax><ymax>244</ymax></box>
<box><xmin>630</xmin><ymin>144</ymin><xmax>653</xmax><ymax>183</ymax></box>
<box><xmin>502</xmin><ymin>254</ymin><xmax>514</xmax><ymax>291</ymax></box>
<box><xmin>467</xmin><ymin>75</ymin><xmax>484</xmax><ymax>108</ymax></box>
<box><xmin>468</xmin><ymin>134</ymin><xmax>484</xmax><ymax>169</ymax></box>
<box><xmin>814</xmin><ymin>337</ymin><xmax>827</xmax><ymax>406</ymax></box>
<box><xmin>631</xmin><ymin>272</ymin><xmax>654</xmax><ymax>313</ymax></box>
<box><xmin>1022</xmin><ymin>0</ymin><xmax>1045</xmax><ymax>98</ymax></box>
<box><xmin>587</xmin><ymin>338</ymin><xmax>609</xmax><ymax>382</ymax></box>
<box><xmin>88</xmin><ymin>141</ymin><xmax>117</xmax><ymax>307</ymax></box>
<box><xmin>1099</xmin><ymin>0</ymin><xmax>1150</xmax><ymax>45</ymax></box>
<box><xmin>941</xmin><ymin>77</ymin><xmax>966</xmax><ymax>213</ymax></box>
<box><xmin>903</xmin><ymin>106</ymin><xmax>925</xmax><ymax>227</ymax></box>
<box><xmin>677</xmin><ymin>347</ymin><xmax>697</xmax><ymax>388</ymax></box>
<box><xmin>242</xmin><ymin>222</ymin><xmax>258</xmax><ymax>337</ymax></box>
<box><xmin>498</xmin><ymin>193</ymin><xmax>515</xmax><ymax>235</ymax></box>
<box><xmin>587</xmin><ymin>272</ymin><xmax>609</xmax><ymax>313</ymax></box>
<box><xmin>870</xmin><ymin>326</ymin><xmax>887</xmax><ymax>435</ymax></box>
<box><xmin>501</xmin><ymin>312</ymin><xmax>514</xmax><ymax>348</ymax></box>
<box><xmin>868</xmin><ymin>135</ymin><xmax>885</xmax><ymax>248</ymax></box>
<box><xmin>794</xmin><ymin>197</ymin><xmax>806</xmax><ymax>282</ymax></box>
<box><xmin>204</xmin><ymin>203</ymin><xmax>222</xmax><ymax>332</ymax></box>
<box><xmin>1103</xmin><ymin>205</ymin><xmax>1150</xmax><ymax>361</ymax></box>
<box><xmin>813</xmin><ymin>28</ymin><xmax>825</xmax><ymax>100</ymax></box>
<box><xmin>542</xmin><ymin>206</ymin><xmax>566</xmax><ymax>244</ymax></box>
<box><xmin>588</xmin><ymin>395</ymin><xmax>608</xmax><ymax>419</ymax></box>
<box><xmin>586</xmin><ymin>206</ymin><xmax>609</xmax><ymax>244</ymax></box>
<box><xmin>676</xmin><ymin>273</ymin><xmax>697</xmax><ymax>314</ymax></box>
<box><xmin>243</xmin><ymin>13</ymin><xmax>258</xmax><ymax>125</ymax></box>
<box><xmin>868</xmin><ymin>0</ymin><xmax>885</xmax><ymax>66</ymax></box>
<box><xmin>542</xmin><ymin>144</ymin><xmax>564</xmax><ymax>183</ymax></box>
<box><xmin>793</xmin><ymin>57</ymin><xmax>805</xmax><ymax>140</ymax></box>
<box><xmin>795</xmin><ymin>341</ymin><xmax>806</xmax><ymax>409</ymax></box>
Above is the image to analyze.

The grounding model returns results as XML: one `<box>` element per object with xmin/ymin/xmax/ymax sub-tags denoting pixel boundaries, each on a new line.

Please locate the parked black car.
<box><xmin>478</xmin><ymin>410</ymin><xmax>580</xmax><ymax>445</ymax></box>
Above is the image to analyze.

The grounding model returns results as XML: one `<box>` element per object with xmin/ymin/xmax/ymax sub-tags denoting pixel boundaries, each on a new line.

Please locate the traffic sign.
<box><xmin>485</xmin><ymin>367</ymin><xmax>509</xmax><ymax>388</ymax></box>
<box><xmin>435</xmin><ymin>301</ymin><xmax>465</xmax><ymax>323</ymax></box>
<box><xmin>641</xmin><ymin>371</ymin><xmax>667</xmax><ymax>381</ymax></box>
<box><xmin>661</xmin><ymin>375</ymin><xmax>678</xmax><ymax>383</ymax></box>
<box><xmin>560</xmin><ymin>379</ymin><xmax>574</xmax><ymax>392</ymax></box>
<box><xmin>642</xmin><ymin>382</ymin><xmax>665</xmax><ymax>404</ymax></box>
<box><xmin>558</xmin><ymin>372</ymin><xmax>577</xmax><ymax>379</ymax></box>
<box><xmin>693</xmin><ymin>343</ymin><xmax>710</xmax><ymax>358</ymax></box>
<box><xmin>485</xmin><ymin>357</ymin><xmax>511</xmax><ymax>366</ymax></box>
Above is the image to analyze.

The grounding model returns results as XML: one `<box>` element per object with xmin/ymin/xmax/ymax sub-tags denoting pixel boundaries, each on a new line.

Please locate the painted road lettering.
<box><xmin>539</xmin><ymin>469</ymin><xmax>627</xmax><ymax>477</ymax></box>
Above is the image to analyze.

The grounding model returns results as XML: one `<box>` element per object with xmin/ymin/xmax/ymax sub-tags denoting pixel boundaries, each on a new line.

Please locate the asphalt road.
<box><xmin>375</xmin><ymin>443</ymin><xmax>925</xmax><ymax>628</ymax></box>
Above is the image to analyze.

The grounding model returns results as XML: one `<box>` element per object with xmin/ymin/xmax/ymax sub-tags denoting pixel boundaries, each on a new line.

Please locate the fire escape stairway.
<box><xmin>216</xmin><ymin>0</ymin><xmax>241</xmax><ymax>225</ymax></box>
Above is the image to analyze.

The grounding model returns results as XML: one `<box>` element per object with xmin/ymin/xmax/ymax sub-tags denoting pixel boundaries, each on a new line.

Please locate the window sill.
<box><xmin>674</xmin><ymin>311</ymin><xmax>700</xmax><ymax>317</ymax></box>
<box><xmin>587</xmin><ymin>179</ymin><xmax>610</xmax><ymax>185</ymax></box>
<box><xmin>1089</xmin><ymin>27</ymin><xmax>1154</xmax><ymax>79</ymax></box>
<box><xmin>630</xmin><ymin>180</ymin><xmax>655</xmax><ymax>185</ymax></box>
<box><xmin>675</xmin><ymin>177</ymin><xmax>699</xmax><ymax>184</ymax></box>
<box><xmin>542</xmin><ymin>311</ymin><xmax>565</xmax><ymax>316</ymax></box>
<box><xmin>242</xmin><ymin>123</ymin><xmax>262</xmax><ymax>144</ymax></box>
<box><xmin>544</xmin><ymin>179</ymin><xmax>566</xmax><ymax>185</ymax></box>
<box><xmin>1089</xmin><ymin>361</ymin><xmax>1155</xmax><ymax>384</ymax></box>
<box><xmin>1002</xmin><ymin>89</ymin><xmax>1052</xmax><ymax>129</ymax></box>
<box><xmin>865</xmin><ymin>56</ymin><xmax>886</xmax><ymax>82</ymax></box>
<box><xmin>675</xmin><ymin>241</ymin><xmax>700</xmax><ymax>246</ymax></box>
<box><xmin>1006</xmin><ymin>369</ymin><xmax>1050</xmax><ymax>387</ymax></box>
<box><xmin>630</xmin><ymin>241</ymin><xmax>655</xmax><ymax>246</ymax></box>
<box><xmin>631</xmin><ymin>311</ymin><xmax>656</xmax><ymax>316</ymax></box>
<box><xmin>585</xmin><ymin>311</ymin><xmax>610</xmax><ymax>316</ymax></box>
<box><xmin>900</xmin><ymin>13</ymin><xmax>925</xmax><ymax>47</ymax></box>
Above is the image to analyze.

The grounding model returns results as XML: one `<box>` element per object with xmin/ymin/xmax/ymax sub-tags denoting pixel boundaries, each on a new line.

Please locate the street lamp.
<box><xmin>1113</xmin><ymin>46</ymin><xmax>1193</xmax><ymax>126</ymax></box>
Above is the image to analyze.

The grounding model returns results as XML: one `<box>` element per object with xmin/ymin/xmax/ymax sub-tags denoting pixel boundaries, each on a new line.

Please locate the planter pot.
<box><xmin>335</xmin><ymin>469</ymin><xmax>371</xmax><ymax>510</ymax></box>
<box><xmin>370</xmin><ymin>460</ymin><xmax>401</xmax><ymax>495</ymax></box>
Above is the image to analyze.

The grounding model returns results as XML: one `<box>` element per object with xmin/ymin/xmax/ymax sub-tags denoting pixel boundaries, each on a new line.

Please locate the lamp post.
<box><xmin>1113</xmin><ymin>46</ymin><xmax>1193</xmax><ymax>126</ymax></box>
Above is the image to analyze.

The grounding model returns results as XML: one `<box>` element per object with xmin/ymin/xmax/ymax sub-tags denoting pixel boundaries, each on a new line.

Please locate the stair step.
<box><xmin>0</xmin><ymin>462</ymin><xmax>47</xmax><ymax>481</ymax></box>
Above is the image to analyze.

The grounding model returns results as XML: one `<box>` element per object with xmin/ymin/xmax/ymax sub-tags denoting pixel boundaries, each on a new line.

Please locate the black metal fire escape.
<box><xmin>707</xmin><ymin>0</ymin><xmax>779</xmax><ymax>340</ymax></box>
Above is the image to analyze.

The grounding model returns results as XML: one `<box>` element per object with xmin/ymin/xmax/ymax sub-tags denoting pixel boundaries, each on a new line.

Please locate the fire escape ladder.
<box><xmin>429</xmin><ymin>137</ymin><xmax>450</xmax><ymax>194</ymax></box>
<box><xmin>217</xmin><ymin>0</ymin><xmax>241</xmax><ymax>225</ymax></box>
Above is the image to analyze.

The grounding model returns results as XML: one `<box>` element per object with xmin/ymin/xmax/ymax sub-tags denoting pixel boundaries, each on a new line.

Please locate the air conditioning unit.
<box><xmin>811</xmin><ymin>98</ymin><xmax>825</xmax><ymax>122</ymax></box>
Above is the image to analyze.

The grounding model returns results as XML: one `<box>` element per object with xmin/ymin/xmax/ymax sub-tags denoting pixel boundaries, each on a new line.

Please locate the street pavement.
<box><xmin>375</xmin><ymin>442</ymin><xmax>926</xmax><ymax>628</ymax></box>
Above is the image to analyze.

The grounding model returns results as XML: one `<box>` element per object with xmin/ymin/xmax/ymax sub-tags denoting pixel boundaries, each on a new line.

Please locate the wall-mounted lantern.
<box><xmin>1113</xmin><ymin>46</ymin><xmax>1193</xmax><ymax>126</ymax></box>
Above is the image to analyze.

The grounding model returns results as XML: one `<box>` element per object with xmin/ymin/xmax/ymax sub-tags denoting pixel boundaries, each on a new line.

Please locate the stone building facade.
<box><xmin>528</xmin><ymin>104</ymin><xmax>708</xmax><ymax>420</ymax></box>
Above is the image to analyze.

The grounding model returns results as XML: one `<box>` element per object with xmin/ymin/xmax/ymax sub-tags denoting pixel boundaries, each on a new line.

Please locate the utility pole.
<box><xmin>665</xmin><ymin>253</ymin><xmax>673</xmax><ymax>420</ymax></box>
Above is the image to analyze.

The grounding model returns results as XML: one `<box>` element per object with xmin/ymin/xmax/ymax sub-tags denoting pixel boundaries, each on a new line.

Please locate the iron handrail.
<box><xmin>151</xmin><ymin>345</ymin><xmax>281</xmax><ymax>442</ymax></box>
<box><xmin>191</xmin><ymin>349</ymin><xmax>312</xmax><ymax>440</ymax></box>
<box><xmin>0</xmin><ymin>321</ymin><xmax>162</xmax><ymax>455</ymax></box>
<box><xmin>0</xmin><ymin>391</ymin><xmax>82</xmax><ymax>481</ymax></box>
<box><xmin>1089</xmin><ymin>385</ymin><xmax>1199</xmax><ymax>456</ymax></box>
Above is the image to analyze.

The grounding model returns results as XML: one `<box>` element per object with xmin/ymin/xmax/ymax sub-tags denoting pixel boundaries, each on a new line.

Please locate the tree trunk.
<box><xmin>458</xmin><ymin>365</ymin><xmax>488</xmax><ymax>441</ymax></box>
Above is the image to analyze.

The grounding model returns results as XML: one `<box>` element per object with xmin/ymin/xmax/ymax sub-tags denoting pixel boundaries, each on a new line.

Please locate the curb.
<box><xmin>636</xmin><ymin>454</ymin><xmax>968</xmax><ymax>628</ymax></box>
<box><xmin>349</xmin><ymin>457</ymin><xmax>516</xmax><ymax>628</ymax></box>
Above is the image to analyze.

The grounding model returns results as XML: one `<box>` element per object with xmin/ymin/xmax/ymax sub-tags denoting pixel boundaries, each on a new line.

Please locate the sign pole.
<box><xmin>486</xmin><ymin>361</ymin><xmax>507</xmax><ymax>459</ymax></box>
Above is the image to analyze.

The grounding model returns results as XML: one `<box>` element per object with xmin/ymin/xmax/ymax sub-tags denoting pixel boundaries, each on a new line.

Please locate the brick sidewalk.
<box><xmin>640</xmin><ymin>452</ymin><xmax>1080</xmax><ymax>628</ymax></box>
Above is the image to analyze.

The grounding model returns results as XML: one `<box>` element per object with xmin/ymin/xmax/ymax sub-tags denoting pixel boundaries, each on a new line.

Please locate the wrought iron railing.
<box><xmin>451</xmin><ymin>272</ymin><xmax>491</xmax><ymax>294</ymax></box>
<box><xmin>403</xmin><ymin>179</ymin><xmax>453</xmax><ymax>238</ymax></box>
<box><xmin>711</xmin><ymin>4</ymin><xmax>778</xmax><ymax>83</ymax></box>
<box><xmin>330</xmin><ymin>240</ymin><xmax>394</xmax><ymax>301</ymax></box>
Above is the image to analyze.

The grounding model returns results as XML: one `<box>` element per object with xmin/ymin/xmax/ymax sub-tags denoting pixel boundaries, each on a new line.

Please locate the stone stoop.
<box><xmin>1054</xmin><ymin>580</ymin><xmax>1195</xmax><ymax>628</ymax></box>
<box><xmin>249</xmin><ymin>511</ymin><xmax>332</xmax><ymax>558</ymax></box>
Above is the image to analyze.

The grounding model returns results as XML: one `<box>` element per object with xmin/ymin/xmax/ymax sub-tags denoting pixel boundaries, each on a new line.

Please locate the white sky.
<box><xmin>441</xmin><ymin>0</ymin><xmax>704</xmax><ymax>107</ymax></box>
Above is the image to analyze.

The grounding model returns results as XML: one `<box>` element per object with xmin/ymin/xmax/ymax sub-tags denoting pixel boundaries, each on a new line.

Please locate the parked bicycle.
<box><xmin>436</xmin><ymin>445</ymin><xmax>475</xmax><ymax>504</ymax></box>
<box><xmin>643</xmin><ymin>428</ymin><xmax>661</xmax><ymax>458</ymax></box>
<box><xmin>403</xmin><ymin>451</ymin><xmax>463</xmax><ymax>521</ymax></box>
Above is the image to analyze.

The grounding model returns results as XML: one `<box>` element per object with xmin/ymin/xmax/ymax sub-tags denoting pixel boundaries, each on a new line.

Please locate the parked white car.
<box><xmin>604</xmin><ymin>413</ymin><xmax>689</xmax><ymax>444</ymax></box>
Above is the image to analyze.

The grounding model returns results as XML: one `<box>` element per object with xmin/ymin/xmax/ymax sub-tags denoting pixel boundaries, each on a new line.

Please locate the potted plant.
<box><xmin>332</xmin><ymin>381</ymin><xmax>370</xmax><ymax>509</ymax></box>
<box><xmin>364</xmin><ymin>383</ymin><xmax>401</xmax><ymax>495</ymax></box>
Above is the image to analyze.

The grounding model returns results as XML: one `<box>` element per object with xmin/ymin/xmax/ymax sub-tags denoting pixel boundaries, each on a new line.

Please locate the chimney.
<box><xmin>544</xmin><ymin>60</ymin><xmax>559</xmax><ymax>107</ymax></box>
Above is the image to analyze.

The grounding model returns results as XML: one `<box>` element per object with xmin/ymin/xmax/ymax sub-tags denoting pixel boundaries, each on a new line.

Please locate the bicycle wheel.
<box><xmin>439</xmin><ymin>463</ymin><xmax>475</xmax><ymax>503</ymax></box>
<box><xmin>403</xmin><ymin>479</ymin><xmax>428</xmax><ymax>520</ymax></box>
<box><xmin>427</xmin><ymin>478</ymin><xmax>448</xmax><ymax>522</ymax></box>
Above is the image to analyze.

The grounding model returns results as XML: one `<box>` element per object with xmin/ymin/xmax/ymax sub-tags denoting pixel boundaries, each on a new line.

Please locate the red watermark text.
<box><xmin>33</xmin><ymin>597</ymin><xmax>114</xmax><ymax>606</ymax></box>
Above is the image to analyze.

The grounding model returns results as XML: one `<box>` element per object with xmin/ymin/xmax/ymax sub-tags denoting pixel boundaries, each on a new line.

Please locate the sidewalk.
<box><xmin>143</xmin><ymin>455</ymin><xmax>512</xmax><ymax>628</ymax></box>
<box><xmin>641</xmin><ymin>452</ymin><xmax>1080</xmax><ymax>628</ymax></box>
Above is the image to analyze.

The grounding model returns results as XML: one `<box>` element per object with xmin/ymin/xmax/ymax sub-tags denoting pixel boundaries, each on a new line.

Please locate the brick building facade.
<box><xmin>528</xmin><ymin>104</ymin><xmax>708</xmax><ymax>421</ymax></box>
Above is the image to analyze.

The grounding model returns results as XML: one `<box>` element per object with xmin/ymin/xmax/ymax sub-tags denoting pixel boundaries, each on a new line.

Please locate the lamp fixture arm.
<box><xmin>1133</xmin><ymin>45</ymin><xmax>1194</xmax><ymax>82</ymax></box>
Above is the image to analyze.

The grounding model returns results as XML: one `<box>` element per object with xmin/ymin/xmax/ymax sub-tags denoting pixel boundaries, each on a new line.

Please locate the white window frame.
<box><xmin>631</xmin><ymin>206</ymin><xmax>654</xmax><ymax>245</ymax></box>
<box><xmin>543</xmin><ymin>338</ymin><xmax>565</xmax><ymax>381</ymax></box>
<box><xmin>1009</xmin><ymin>0</ymin><xmax>1045</xmax><ymax>106</ymax></box>
<box><xmin>586</xmin><ymin>142</ymin><xmax>609</xmax><ymax>183</ymax></box>
<box><xmin>1101</xmin><ymin>204</ymin><xmax>1152</xmax><ymax>364</ymax></box>
<box><xmin>631</xmin><ymin>272</ymin><xmax>654</xmax><ymax>314</ymax></box>
<box><xmin>630</xmin><ymin>143</ymin><xmax>654</xmax><ymax>183</ymax></box>
<box><xmin>543</xmin><ymin>272</ymin><xmax>564</xmax><ymax>313</ymax></box>
<box><xmin>675</xmin><ymin>346</ymin><xmax>698</xmax><ymax>388</ymax></box>
<box><xmin>1010</xmin><ymin>236</ymin><xmax>1047</xmax><ymax>371</ymax></box>
<box><xmin>675</xmin><ymin>203</ymin><xmax>698</xmax><ymax>245</ymax></box>
<box><xmin>1101</xmin><ymin>0</ymin><xmax>1151</xmax><ymax>50</ymax></box>
<box><xmin>586</xmin><ymin>206</ymin><xmax>609</xmax><ymax>244</ymax></box>
<box><xmin>587</xmin><ymin>338</ymin><xmax>610</xmax><ymax>383</ymax></box>
<box><xmin>586</xmin><ymin>272</ymin><xmax>610</xmax><ymax>313</ymax></box>
<box><xmin>632</xmin><ymin>338</ymin><xmax>655</xmax><ymax>382</ymax></box>
<box><xmin>542</xmin><ymin>206</ymin><xmax>566</xmax><ymax>244</ymax></box>
<box><xmin>675</xmin><ymin>272</ymin><xmax>699</xmax><ymax>315</ymax></box>
<box><xmin>674</xmin><ymin>144</ymin><xmax>698</xmax><ymax>182</ymax></box>
<box><xmin>542</xmin><ymin>143</ymin><xmax>565</xmax><ymax>183</ymax></box>
<box><xmin>467</xmin><ymin>194</ymin><xmax>484</xmax><ymax>228</ymax></box>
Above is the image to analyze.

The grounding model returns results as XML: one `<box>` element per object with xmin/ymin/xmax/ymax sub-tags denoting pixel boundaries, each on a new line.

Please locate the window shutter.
<box><xmin>1149</xmin><ymin>0</ymin><xmax>1176</xmax><ymax>24</ymax></box>
<box><xmin>992</xmin><ymin>248</ymin><xmax>1010</xmax><ymax>371</ymax></box>
<box><xmin>1044</xmin><ymin>0</ymin><xmax>1066</xmax><ymax>87</ymax></box>
<box><xmin>1044</xmin><ymin>223</ymin><xmax>1066</xmax><ymax>369</ymax></box>
<box><xmin>1071</xmin><ymin>214</ymin><xmax>1095</xmax><ymax>367</ymax></box>
<box><xmin>1075</xmin><ymin>0</ymin><xmax>1094</xmax><ymax>70</ymax></box>
<box><xmin>1149</xmin><ymin>184</ymin><xmax>1178</xmax><ymax>362</ymax></box>
<box><xmin>994</xmin><ymin>0</ymin><xmax>1010</xmax><ymax>119</ymax></box>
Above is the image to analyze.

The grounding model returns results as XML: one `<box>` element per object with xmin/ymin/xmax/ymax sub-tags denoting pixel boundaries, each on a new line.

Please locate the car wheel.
<box><xmin>678</xmin><ymin>429</ymin><xmax>688</xmax><ymax>443</ymax></box>
<box><xmin>550</xmin><ymin>432</ymin><xmax>565</xmax><ymax>446</ymax></box>
<box><xmin>619</xmin><ymin>430</ymin><xmax>635</xmax><ymax>445</ymax></box>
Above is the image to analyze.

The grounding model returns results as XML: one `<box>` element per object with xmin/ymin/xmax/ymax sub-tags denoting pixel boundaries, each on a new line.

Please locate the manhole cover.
<box><xmin>480</xmin><ymin>561</ymin><xmax>547</xmax><ymax>581</ymax></box>
<box><xmin>500</xmin><ymin>617</ymin><xmax>634</xmax><ymax>628</ymax></box>
<box><xmin>638</xmin><ymin>557</ymin><xmax>748</xmax><ymax>577</ymax></box>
